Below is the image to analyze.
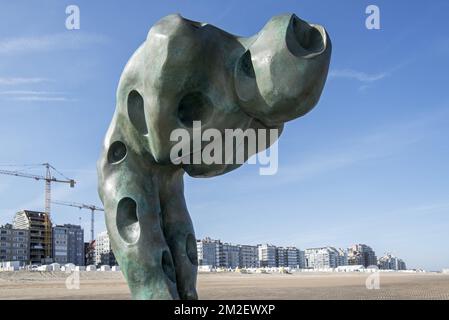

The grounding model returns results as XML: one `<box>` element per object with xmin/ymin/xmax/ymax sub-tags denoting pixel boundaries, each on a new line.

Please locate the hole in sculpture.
<box><xmin>162</xmin><ymin>250</ymin><xmax>176</xmax><ymax>283</ymax></box>
<box><xmin>116</xmin><ymin>197</ymin><xmax>140</xmax><ymax>244</ymax></box>
<box><xmin>239</xmin><ymin>50</ymin><xmax>255</xmax><ymax>79</ymax></box>
<box><xmin>127</xmin><ymin>90</ymin><xmax>148</xmax><ymax>135</ymax></box>
<box><xmin>178</xmin><ymin>92</ymin><xmax>212</xmax><ymax>128</ymax></box>
<box><xmin>186</xmin><ymin>233</ymin><xmax>198</xmax><ymax>266</ymax></box>
<box><xmin>107</xmin><ymin>141</ymin><xmax>127</xmax><ymax>164</ymax></box>
<box><xmin>289</xmin><ymin>16</ymin><xmax>324</xmax><ymax>56</ymax></box>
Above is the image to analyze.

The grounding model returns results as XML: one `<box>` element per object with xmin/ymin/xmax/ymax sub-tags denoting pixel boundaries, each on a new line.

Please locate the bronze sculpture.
<box><xmin>98</xmin><ymin>13</ymin><xmax>331</xmax><ymax>299</ymax></box>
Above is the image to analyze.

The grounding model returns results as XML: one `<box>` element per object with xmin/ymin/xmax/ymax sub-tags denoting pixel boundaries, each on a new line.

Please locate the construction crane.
<box><xmin>0</xmin><ymin>163</ymin><xmax>76</xmax><ymax>258</ymax></box>
<box><xmin>52</xmin><ymin>200</ymin><xmax>104</xmax><ymax>242</ymax></box>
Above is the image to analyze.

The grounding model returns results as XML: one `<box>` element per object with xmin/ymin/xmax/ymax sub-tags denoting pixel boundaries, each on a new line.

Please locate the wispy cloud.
<box><xmin>0</xmin><ymin>32</ymin><xmax>109</xmax><ymax>54</ymax></box>
<box><xmin>11</xmin><ymin>96</ymin><xmax>72</xmax><ymax>102</ymax></box>
<box><xmin>0</xmin><ymin>77</ymin><xmax>49</xmax><ymax>85</ymax></box>
<box><xmin>0</xmin><ymin>90</ymin><xmax>72</xmax><ymax>102</ymax></box>
<box><xmin>329</xmin><ymin>59</ymin><xmax>414</xmax><ymax>88</ymax></box>
<box><xmin>329</xmin><ymin>69</ymin><xmax>388</xmax><ymax>82</ymax></box>
<box><xmin>0</xmin><ymin>90</ymin><xmax>63</xmax><ymax>95</ymax></box>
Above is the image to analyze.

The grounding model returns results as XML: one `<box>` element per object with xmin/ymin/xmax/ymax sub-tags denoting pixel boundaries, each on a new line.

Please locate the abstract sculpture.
<box><xmin>97</xmin><ymin>13</ymin><xmax>331</xmax><ymax>299</ymax></box>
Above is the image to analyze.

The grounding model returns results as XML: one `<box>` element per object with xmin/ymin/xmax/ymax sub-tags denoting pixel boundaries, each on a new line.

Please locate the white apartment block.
<box><xmin>95</xmin><ymin>231</ymin><xmax>116</xmax><ymax>266</ymax></box>
<box><xmin>305</xmin><ymin>247</ymin><xmax>351</xmax><ymax>269</ymax></box>
<box><xmin>258</xmin><ymin>244</ymin><xmax>276</xmax><ymax>267</ymax></box>
<box><xmin>305</xmin><ymin>247</ymin><xmax>338</xmax><ymax>269</ymax></box>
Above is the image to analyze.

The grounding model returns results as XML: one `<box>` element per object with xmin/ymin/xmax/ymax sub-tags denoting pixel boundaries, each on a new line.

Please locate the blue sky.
<box><xmin>0</xmin><ymin>0</ymin><xmax>448</xmax><ymax>271</ymax></box>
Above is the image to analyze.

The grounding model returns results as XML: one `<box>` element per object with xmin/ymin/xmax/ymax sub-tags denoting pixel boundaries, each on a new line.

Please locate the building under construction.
<box><xmin>13</xmin><ymin>210</ymin><xmax>52</xmax><ymax>264</ymax></box>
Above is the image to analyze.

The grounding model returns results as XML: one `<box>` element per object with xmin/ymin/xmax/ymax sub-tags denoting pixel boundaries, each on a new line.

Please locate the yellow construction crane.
<box><xmin>0</xmin><ymin>163</ymin><xmax>76</xmax><ymax>258</ymax></box>
<box><xmin>52</xmin><ymin>200</ymin><xmax>104</xmax><ymax>243</ymax></box>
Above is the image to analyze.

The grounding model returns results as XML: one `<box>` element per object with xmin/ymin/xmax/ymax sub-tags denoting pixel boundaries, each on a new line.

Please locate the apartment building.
<box><xmin>258</xmin><ymin>244</ymin><xmax>276</xmax><ymax>267</ymax></box>
<box><xmin>53</xmin><ymin>224</ymin><xmax>84</xmax><ymax>265</ymax></box>
<box><xmin>95</xmin><ymin>231</ymin><xmax>116</xmax><ymax>266</ymax></box>
<box><xmin>220</xmin><ymin>243</ymin><xmax>240</xmax><ymax>269</ymax></box>
<box><xmin>85</xmin><ymin>241</ymin><xmax>96</xmax><ymax>266</ymax></box>
<box><xmin>275</xmin><ymin>247</ymin><xmax>287</xmax><ymax>267</ymax></box>
<box><xmin>13</xmin><ymin>210</ymin><xmax>51</xmax><ymax>264</ymax></box>
<box><xmin>305</xmin><ymin>247</ymin><xmax>341</xmax><ymax>269</ymax></box>
<box><xmin>336</xmin><ymin>248</ymin><xmax>348</xmax><ymax>266</ymax></box>
<box><xmin>347</xmin><ymin>244</ymin><xmax>377</xmax><ymax>267</ymax></box>
<box><xmin>284</xmin><ymin>246</ymin><xmax>305</xmax><ymax>268</ymax></box>
<box><xmin>196</xmin><ymin>237</ymin><xmax>221</xmax><ymax>267</ymax></box>
<box><xmin>239</xmin><ymin>245</ymin><xmax>258</xmax><ymax>268</ymax></box>
<box><xmin>378</xmin><ymin>253</ymin><xmax>407</xmax><ymax>270</ymax></box>
<box><xmin>0</xmin><ymin>224</ymin><xmax>29</xmax><ymax>265</ymax></box>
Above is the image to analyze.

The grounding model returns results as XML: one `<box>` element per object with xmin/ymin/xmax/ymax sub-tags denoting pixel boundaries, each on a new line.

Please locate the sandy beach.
<box><xmin>1</xmin><ymin>271</ymin><xmax>448</xmax><ymax>300</ymax></box>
